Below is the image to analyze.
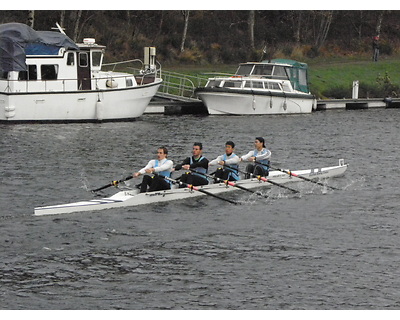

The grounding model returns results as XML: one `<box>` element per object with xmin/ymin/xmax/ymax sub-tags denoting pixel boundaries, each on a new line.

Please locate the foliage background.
<box><xmin>0</xmin><ymin>10</ymin><xmax>394</xmax><ymax>63</ymax></box>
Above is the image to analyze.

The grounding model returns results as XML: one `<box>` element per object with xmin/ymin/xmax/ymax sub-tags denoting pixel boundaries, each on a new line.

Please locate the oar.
<box><xmin>160</xmin><ymin>175</ymin><xmax>239</xmax><ymax>205</ymax></box>
<box><xmin>223</xmin><ymin>164</ymin><xmax>300</xmax><ymax>193</ymax></box>
<box><xmin>91</xmin><ymin>175</ymin><xmax>133</xmax><ymax>193</ymax></box>
<box><xmin>262</xmin><ymin>162</ymin><xmax>340</xmax><ymax>191</ymax></box>
<box><xmin>190</xmin><ymin>169</ymin><xmax>269</xmax><ymax>199</ymax></box>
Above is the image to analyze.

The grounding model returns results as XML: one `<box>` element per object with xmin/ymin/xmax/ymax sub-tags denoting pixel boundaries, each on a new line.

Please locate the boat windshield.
<box><xmin>252</xmin><ymin>65</ymin><xmax>273</xmax><ymax>76</ymax></box>
<box><xmin>236</xmin><ymin>64</ymin><xmax>254</xmax><ymax>76</ymax></box>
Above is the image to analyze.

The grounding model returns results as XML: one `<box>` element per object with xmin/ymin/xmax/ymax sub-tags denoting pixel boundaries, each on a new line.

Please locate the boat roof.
<box><xmin>239</xmin><ymin>59</ymin><xmax>308</xmax><ymax>69</ymax></box>
<box><xmin>0</xmin><ymin>22</ymin><xmax>79</xmax><ymax>72</ymax></box>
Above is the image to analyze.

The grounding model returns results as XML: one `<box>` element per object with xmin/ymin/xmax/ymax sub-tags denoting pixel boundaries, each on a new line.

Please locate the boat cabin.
<box><xmin>0</xmin><ymin>23</ymin><xmax>137</xmax><ymax>94</ymax></box>
<box><xmin>234</xmin><ymin>59</ymin><xmax>311</xmax><ymax>93</ymax></box>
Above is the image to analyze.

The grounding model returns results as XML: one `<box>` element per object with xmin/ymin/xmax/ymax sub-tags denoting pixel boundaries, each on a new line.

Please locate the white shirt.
<box><xmin>209</xmin><ymin>153</ymin><xmax>240</xmax><ymax>166</ymax></box>
<box><xmin>241</xmin><ymin>148</ymin><xmax>271</xmax><ymax>161</ymax></box>
<box><xmin>138</xmin><ymin>158</ymin><xmax>173</xmax><ymax>175</ymax></box>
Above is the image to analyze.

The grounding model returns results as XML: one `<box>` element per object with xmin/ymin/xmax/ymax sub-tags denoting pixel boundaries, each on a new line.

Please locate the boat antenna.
<box><xmin>52</xmin><ymin>22</ymin><xmax>66</xmax><ymax>35</ymax></box>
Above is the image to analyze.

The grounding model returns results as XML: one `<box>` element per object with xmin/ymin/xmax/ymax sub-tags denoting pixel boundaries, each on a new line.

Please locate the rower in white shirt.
<box><xmin>209</xmin><ymin>141</ymin><xmax>240</xmax><ymax>181</ymax></box>
<box><xmin>240</xmin><ymin>137</ymin><xmax>271</xmax><ymax>178</ymax></box>
<box><xmin>133</xmin><ymin>146</ymin><xmax>174</xmax><ymax>193</ymax></box>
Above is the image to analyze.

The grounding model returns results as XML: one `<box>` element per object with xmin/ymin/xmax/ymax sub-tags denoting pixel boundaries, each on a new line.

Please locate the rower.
<box><xmin>209</xmin><ymin>141</ymin><xmax>240</xmax><ymax>181</ymax></box>
<box><xmin>133</xmin><ymin>146</ymin><xmax>173</xmax><ymax>193</ymax></box>
<box><xmin>240</xmin><ymin>137</ymin><xmax>271</xmax><ymax>178</ymax></box>
<box><xmin>174</xmin><ymin>142</ymin><xmax>209</xmax><ymax>187</ymax></box>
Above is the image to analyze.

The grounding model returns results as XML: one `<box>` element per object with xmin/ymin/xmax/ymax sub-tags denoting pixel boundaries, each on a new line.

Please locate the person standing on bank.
<box><xmin>174</xmin><ymin>142</ymin><xmax>209</xmax><ymax>187</ymax></box>
<box><xmin>241</xmin><ymin>137</ymin><xmax>271</xmax><ymax>178</ymax></box>
<box><xmin>372</xmin><ymin>35</ymin><xmax>380</xmax><ymax>62</ymax></box>
<box><xmin>209</xmin><ymin>141</ymin><xmax>240</xmax><ymax>181</ymax></box>
<box><xmin>133</xmin><ymin>146</ymin><xmax>173</xmax><ymax>193</ymax></box>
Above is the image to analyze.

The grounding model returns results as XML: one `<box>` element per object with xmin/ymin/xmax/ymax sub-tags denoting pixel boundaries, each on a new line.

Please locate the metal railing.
<box><xmin>156</xmin><ymin>70</ymin><xmax>207</xmax><ymax>99</ymax></box>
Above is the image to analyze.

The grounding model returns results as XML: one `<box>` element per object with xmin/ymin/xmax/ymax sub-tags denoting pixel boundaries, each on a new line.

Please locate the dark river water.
<box><xmin>1</xmin><ymin>109</ymin><xmax>400</xmax><ymax>309</ymax></box>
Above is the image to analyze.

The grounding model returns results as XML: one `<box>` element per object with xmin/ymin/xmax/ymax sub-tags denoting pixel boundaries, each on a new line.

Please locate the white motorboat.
<box><xmin>0</xmin><ymin>23</ymin><xmax>162</xmax><ymax>122</ymax></box>
<box><xmin>195</xmin><ymin>59</ymin><xmax>316</xmax><ymax>115</ymax></box>
<box><xmin>34</xmin><ymin>159</ymin><xmax>348</xmax><ymax>216</ymax></box>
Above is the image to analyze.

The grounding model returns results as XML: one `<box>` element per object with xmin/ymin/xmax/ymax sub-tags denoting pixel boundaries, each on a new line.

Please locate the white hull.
<box><xmin>197</xmin><ymin>90</ymin><xmax>315</xmax><ymax>115</ymax></box>
<box><xmin>34</xmin><ymin>160</ymin><xmax>348</xmax><ymax>216</ymax></box>
<box><xmin>0</xmin><ymin>81</ymin><xmax>161</xmax><ymax>122</ymax></box>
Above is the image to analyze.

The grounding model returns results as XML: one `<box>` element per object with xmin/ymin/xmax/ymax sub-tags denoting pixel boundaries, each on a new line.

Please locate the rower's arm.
<box><xmin>240</xmin><ymin>151</ymin><xmax>254</xmax><ymax>161</ymax></box>
<box><xmin>255</xmin><ymin>149</ymin><xmax>271</xmax><ymax>160</ymax></box>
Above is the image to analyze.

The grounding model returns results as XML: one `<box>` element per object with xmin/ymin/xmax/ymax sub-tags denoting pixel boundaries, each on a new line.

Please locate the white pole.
<box><xmin>352</xmin><ymin>80</ymin><xmax>359</xmax><ymax>99</ymax></box>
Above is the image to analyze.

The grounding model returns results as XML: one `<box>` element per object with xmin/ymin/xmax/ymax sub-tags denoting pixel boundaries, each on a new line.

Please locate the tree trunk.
<box><xmin>73</xmin><ymin>10</ymin><xmax>82</xmax><ymax>42</ymax></box>
<box><xmin>375</xmin><ymin>10</ymin><xmax>384</xmax><ymax>37</ymax></box>
<box><xmin>293</xmin><ymin>11</ymin><xmax>303</xmax><ymax>43</ymax></box>
<box><xmin>27</xmin><ymin>10</ymin><xmax>34</xmax><ymax>28</ymax></box>
<box><xmin>314</xmin><ymin>11</ymin><xmax>333</xmax><ymax>50</ymax></box>
<box><xmin>248</xmin><ymin>10</ymin><xmax>255</xmax><ymax>49</ymax></box>
<box><xmin>60</xmin><ymin>10</ymin><xmax>65</xmax><ymax>29</ymax></box>
<box><xmin>180</xmin><ymin>10</ymin><xmax>190</xmax><ymax>52</ymax></box>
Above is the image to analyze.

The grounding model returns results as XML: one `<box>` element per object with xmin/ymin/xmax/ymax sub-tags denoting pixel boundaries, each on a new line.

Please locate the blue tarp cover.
<box><xmin>0</xmin><ymin>23</ymin><xmax>79</xmax><ymax>72</ymax></box>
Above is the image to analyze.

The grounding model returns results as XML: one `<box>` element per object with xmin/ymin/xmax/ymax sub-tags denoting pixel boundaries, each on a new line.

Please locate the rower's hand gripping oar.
<box><xmin>189</xmin><ymin>169</ymin><xmax>269</xmax><ymax>199</ymax></box>
<box><xmin>159</xmin><ymin>175</ymin><xmax>238</xmax><ymax>205</ymax></box>
<box><xmin>259</xmin><ymin>161</ymin><xmax>340</xmax><ymax>191</ymax></box>
<box><xmin>91</xmin><ymin>175</ymin><xmax>134</xmax><ymax>193</ymax></box>
<box><xmin>223</xmin><ymin>164</ymin><xmax>300</xmax><ymax>193</ymax></box>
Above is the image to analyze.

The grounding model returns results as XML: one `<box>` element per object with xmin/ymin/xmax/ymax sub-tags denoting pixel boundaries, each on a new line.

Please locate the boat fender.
<box><xmin>96</xmin><ymin>100</ymin><xmax>104</xmax><ymax>120</ymax></box>
<box><xmin>106</xmin><ymin>79</ymin><xmax>118</xmax><ymax>88</ymax></box>
<box><xmin>5</xmin><ymin>105</ymin><xmax>16</xmax><ymax>118</ymax></box>
<box><xmin>283</xmin><ymin>100</ymin><xmax>287</xmax><ymax>111</ymax></box>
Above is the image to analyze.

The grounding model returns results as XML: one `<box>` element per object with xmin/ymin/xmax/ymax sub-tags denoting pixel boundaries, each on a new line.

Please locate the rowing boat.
<box><xmin>34</xmin><ymin>159</ymin><xmax>348</xmax><ymax>216</ymax></box>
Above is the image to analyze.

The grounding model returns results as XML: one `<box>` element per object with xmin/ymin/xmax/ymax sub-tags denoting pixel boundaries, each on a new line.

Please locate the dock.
<box><xmin>316</xmin><ymin>97</ymin><xmax>400</xmax><ymax>110</ymax></box>
<box><xmin>146</xmin><ymin>95</ymin><xmax>400</xmax><ymax>115</ymax></box>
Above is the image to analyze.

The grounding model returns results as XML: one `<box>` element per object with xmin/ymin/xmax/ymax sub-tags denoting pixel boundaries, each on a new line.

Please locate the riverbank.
<box><xmin>163</xmin><ymin>55</ymin><xmax>400</xmax><ymax>99</ymax></box>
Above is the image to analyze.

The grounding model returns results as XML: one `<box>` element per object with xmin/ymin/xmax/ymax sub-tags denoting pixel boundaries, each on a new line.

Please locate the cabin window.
<box><xmin>18</xmin><ymin>65</ymin><xmax>37</xmax><ymax>81</ymax></box>
<box><xmin>223</xmin><ymin>81</ymin><xmax>242</xmax><ymax>88</ymax></box>
<box><xmin>92</xmin><ymin>51</ymin><xmax>102</xmax><ymax>67</ymax></box>
<box><xmin>244</xmin><ymin>81</ymin><xmax>264</xmax><ymax>89</ymax></box>
<box><xmin>67</xmin><ymin>52</ymin><xmax>75</xmax><ymax>66</ymax></box>
<box><xmin>268</xmin><ymin>82</ymin><xmax>281</xmax><ymax>90</ymax></box>
<box><xmin>1</xmin><ymin>71</ymin><xmax>9</xmax><ymax>79</ymax></box>
<box><xmin>126</xmin><ymin>78</ymin><xmax>133</xmax><ymax>87</ymax></box>
<box><xmin>253</xmin><ymin>65</ymin><xmax>273</xmax><ymax>76</ymax></box>
<box><xmin>253</xmin><ymin>81</ymin><xmax>264</xmax><ymax>89</ymax></box>
<box><xmin>79</xmin><ymin>53</ymin><xmax>88</xmax><ymax>67</ymax></box>
<box><xmin>236</xmin><ymin>64</ymin><xmax>254</xmax><ymax>76</ymax></box>
<box><xmin>206</xmin><ymin>80</ymin><xmax>222</xmax><ymax>88</ymax></box>
<box><xmin>299</xmin><ymin>69</ymin><xmax>307</xmax><ymax>87</ymax></box>
<box><xmin>273</xmin><ymin>66</ymin><xmax>287</xmax><ymax>77</ymax></box>
<box><xmin>41</xmin><ymin>65</ymin><xmax>58</xmax><ymax>80</ymax></box>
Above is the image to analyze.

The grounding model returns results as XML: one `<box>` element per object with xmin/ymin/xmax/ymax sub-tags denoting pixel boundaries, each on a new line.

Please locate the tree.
<box><xmin>73</xmin><ymin>10</ymin><xmax>82</xmax><ymax>42</ymax></box>
<box><xmin>313</xmin><ymin>11</ymin><xmax>333</xmax><ymax>53</ymax></box>
<box><xmin>248</xmin><ymin>10</ymin><xmax>255</xmax><ymax>49</ymax></box>
<box><xmin>375</xmin><ymin>10</ymin><xmax>384</xmax><ymax>37</ymax></box>
<box><xmin>180</xmin><ymin>10</ymin><xmax>190</xmax><ymax>52</ymax></box>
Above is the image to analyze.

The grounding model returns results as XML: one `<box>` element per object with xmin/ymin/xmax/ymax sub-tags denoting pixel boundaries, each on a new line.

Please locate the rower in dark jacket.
<box><xmin>174</xmin><ymin>142</ymin><xmax>209</xmax><ymax>187</ymax></box>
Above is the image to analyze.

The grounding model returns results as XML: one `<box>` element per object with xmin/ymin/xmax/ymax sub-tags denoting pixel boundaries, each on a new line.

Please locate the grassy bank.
<box><xmin>308</xmin><ymin>56</ymin><xmax>400</xmax><ymax>98</ymax></box>
<box><xmin>164</xmin><ymin>55</ymin><xmax>400</xmax><ymax>99</ymax></box>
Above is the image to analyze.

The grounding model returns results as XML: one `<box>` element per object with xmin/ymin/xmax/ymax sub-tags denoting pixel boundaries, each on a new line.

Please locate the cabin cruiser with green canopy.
<box><xmin>195</xmin><ymin>59</ymin><xmax>316</xmax><ymax>115</ymax></box>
